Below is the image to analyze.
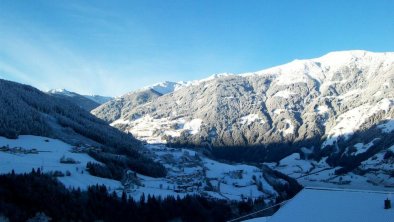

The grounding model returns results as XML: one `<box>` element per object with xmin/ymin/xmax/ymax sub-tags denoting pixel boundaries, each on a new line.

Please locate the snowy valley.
<box><xmin>0</xmin><ymin>135</ymin><xmax>288</xmax><ymax>203</ymax></box>
<box><xmin>0</xmin><ymin>50</ymin><xmax>393</xmax><ymax>221</ymax></box>
<box><xmin>92</xmin><ymin>50</ymin><xmax>394</xmax><ymax>193</ymax></box>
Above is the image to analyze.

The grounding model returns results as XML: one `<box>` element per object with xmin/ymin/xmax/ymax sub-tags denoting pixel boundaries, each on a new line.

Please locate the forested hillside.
<box><xmin>0</xmin><ymin>171</ymin><xmax>236</xmax><ymax>222</ymax></box>
<box><xmin>0</xmin><ymin>79</ymin><xmax>166</xmax><ymax>177</ymax></box>
<box><xmin>47</xmin><ymin>89</ymin><xmax>101</xmax><ymax>111</ymax></box>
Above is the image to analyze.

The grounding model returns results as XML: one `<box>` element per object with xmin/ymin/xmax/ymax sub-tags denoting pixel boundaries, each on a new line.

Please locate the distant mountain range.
<box><xmin>47</xmin><ymin>89</ymin><xmax>112</xmax><ymax>111</ymax></box>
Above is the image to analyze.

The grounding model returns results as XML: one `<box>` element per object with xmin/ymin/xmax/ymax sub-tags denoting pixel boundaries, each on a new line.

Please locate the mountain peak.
<box><xmin>317</xmin><ymin>50</ymin><xmax>394</xmax><ymax>62</ymax></box>
<box><xmin>47</xmin><ymin>88</ymin><xmax>75</xmax><ymax>97</ymax></box>
<box><xmin>146</xmin><ymin>81</ymin><xmax>185</xmax><ymax>95</ymax></box>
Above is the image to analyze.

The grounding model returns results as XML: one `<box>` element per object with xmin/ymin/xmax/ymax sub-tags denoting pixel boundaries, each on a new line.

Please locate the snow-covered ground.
<box><xmin>111</xmin><ymin>115</ymin><xmax>204</xmax><ymax>143</ymax></box>
<box><xmin>121</xmin><ymin>110</ymin><xmax>394</xmax><ymax>198</ymax></box>
<box><xmin>239</xmin><ymin>114</ymin><xmax>265</xmax><ymax>126</ymax></box>
<box><xmin>273</xmin><ymin>90</ymin><xmax>296</xmax><ymax>99</ymax></box>
<box><xmin>266</xmin><ymin>151</ymin><xmax>394</xmax><ymax>192</ymax></box>
<box><xmin>267</xmin><ymin>187</ymin><xmax>394</xmax><ymax>222</ymax></box>
<box><xmin>323</xmin><ymin>99</ymin><xmax>394</xmax><ymax>148</ymax></box>
<box><xmin>3</xmin><ymin>130</ymin><xmax>392</xmax><ymax>204</ymax></box>
<box><xmin>279</xmin><ymin>119</ymin><xmax>294</xmax><ymax>136</ymax></box>
<box><xmin>378</xmin><ymin>119</ymin><xmax>394</xmax><ymax>133</ymax></box>
<box><xmin>0</xmin><ymin>135</ymin><xmax>280</xmax><ymax>202</ymax></box>
<box><xmin>130</xmin><ymin>144</ymin><xmax>278</xmax><ymax>201</ymax></box>
<box><xmin>0</xmin><ymin>135</ymin><xmax>121</xmax><ymax>190</ymax></box>
<box><xmin>183</xmin><ymin>119</ymin><xmax>203</xmax><ymax>135</ymax></box>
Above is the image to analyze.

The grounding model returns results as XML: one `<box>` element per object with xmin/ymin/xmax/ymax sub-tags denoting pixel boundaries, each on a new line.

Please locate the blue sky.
<box><xmin>1</xmin><ymin>0</ymin><xmax>393</xmax><ymax>96</ymax></box>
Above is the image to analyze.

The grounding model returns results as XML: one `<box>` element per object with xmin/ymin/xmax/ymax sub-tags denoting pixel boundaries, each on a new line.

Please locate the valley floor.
<box><xmin>1</xmin><ymin>134</ymin><xmax>393</xmax><ymax>206</ymax></box>
<box><xmin>0</xmin><ymin>135</ymin><xmax>277</xmax><ymax>203</ymax></box>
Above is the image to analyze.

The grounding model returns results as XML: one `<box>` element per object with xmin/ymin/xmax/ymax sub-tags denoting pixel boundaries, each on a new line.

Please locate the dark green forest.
<box><xmin>0</xmin><ymin>171</ymin><xmax>278</xmax><ymax>222</ymax></box>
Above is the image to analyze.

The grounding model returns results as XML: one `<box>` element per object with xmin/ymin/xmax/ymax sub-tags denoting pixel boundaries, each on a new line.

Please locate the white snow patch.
<box><xmin>373</xmin><ymin>91</ymin><xmax>383</xmax><ymax>97</ymax></box>
<box><xmin>273</xmin><ymin>90</ymin><xmax>297</xmax><ymax>99</ymax></box>
<box><xmin>183</xmin><ymin>119</ymin><xmax>203</xmax><ymax>135</ymax></box>
<box><xmin>378</xmin><ymin>119</ymin><xmax>394</xmax><ymax>133</ymax></box>
<box><xmin>323</xmin><ymin>100</ymin><xmax>393</xmax><ymax>148</ymax></box>
<box><xmin>175</xmin><ymin>100</ymin><xmax>182</xmax><ymax>105</ymax></box>
<box><xmin>352</xmin><ymin>139</ymin><xmax>377</xmax><ymax>155</ymax></box>
<box><xmin>273</xmin><ymin>109</ymin><xmax>286</xmax><ymax>115</ymax></box>
<box><xmin>389</xmin><ymin>145</ymin><xmax>394</xmax><ymax>152</ymax></box>
<box><xmin>126</xmin><ymin>115</ymin><xmax>187</xmax><ymax>143</ymax></box>
<box><xmin>110</xmin><ymin>118</ymin><xmax>131</xmax><ymax>126</ymax></box>
<box><xmin>123</xmin><ymin>115</ymin><xmax>205</xmax><ymax>142</ymax></box>
<box><xmin>280</xmin><ymin>153</ymin><xmax>301</xmax><ymax>164</ymax></box>
<box><xmin>239</xmin><ymin>114</ymin><xmax>265</xmax><ymax>126</ymax></box>
<box><xmin>368</xmin><ymin>98</ymin><xmax>393</xmax><ymax>114</ymax></box>
<box><xmin>316</xmin><ymin>105</ymin><xmax>329</xmax><ymax>114</ymax></box>
<box><xmin>277</xmin><ymin>153</ymin><xmax>314</xmax><ymax>176</ymax></box>
<box><xmin>337</xmin><ymin>89</ymin><xmax>362</xmax><ymax>100</ymax></box>
<box><xmin>353</xmin><ymin>143</ymin><xmax>367</xmax><ymax>155</ymax></box>
<box><xmin>280</xmin><ymin>119</ymin><xmax>294</xmax><ymax>135</ymax></box>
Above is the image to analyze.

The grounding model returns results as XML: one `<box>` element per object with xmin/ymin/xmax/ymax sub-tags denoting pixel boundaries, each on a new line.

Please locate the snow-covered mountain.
<box><xmin>92</xmin><ymin>88</ymin><xmax>162</xmax><ymax>123</ymax></box>
<box><xmin>0</xmin><ymin>79</ymin><xmax>302</xmax><ymax>202</ymax></box>
<box><xmin>83</xmin><ymin>94</ymin><xmax>112</xmax><ymax>104</ymax></box>
<box><xmin>144</xmin><ymin>73</ymin><xmax>235</xmax><ymax>95</ymax></box>
<box><xmin>145</xmin><ymin>81</ymin><xmax>187</xmax><ymax>95</ymax></box>
<box><xmin>47</xmin><ymin>89</ymin><xmax>100</xmax><ymax>111</ymax></box>
<box><xmin>47</xmin><ymin>89</ymin><xmax>112</xmax><ymax>111</ymax></box>
<box><xmin>93</xmin><ymin>50</ymin><xmax>394</xmax><ymax>181</ymax></box>
<box><xmin>47</xmin><ymin>88</ymin><xmax>76</xmax><ymax>96</ymax></box>
<box><xmin>92</xmin><ymin>73</ymin><xmax>236</xmax><ymax>122</ymax></box>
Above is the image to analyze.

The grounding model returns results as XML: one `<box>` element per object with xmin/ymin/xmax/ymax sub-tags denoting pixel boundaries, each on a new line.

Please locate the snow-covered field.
<box><xmin>266</xmin><ymin>152</ymin><xmax>394</xmax><ymax>192</ymax></box>
<box><xmin>267</xmin><ymin>188</ymin><xmax>394</xmax><ymax>222</ymax></box>
<box><xmin>0</xmin><ymin>135</ymin><xmax>121</xmax><ymax>190</ymax></box>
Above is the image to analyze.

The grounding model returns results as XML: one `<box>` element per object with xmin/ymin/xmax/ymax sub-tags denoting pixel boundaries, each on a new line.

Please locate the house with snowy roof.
<box><xmin>244</xmin><ymin>187</ymin><xmax>394</xmax><ymax>222</ymax></box>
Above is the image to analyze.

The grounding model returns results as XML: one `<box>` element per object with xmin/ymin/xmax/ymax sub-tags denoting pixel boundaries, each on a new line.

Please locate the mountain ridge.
<box><xmin>47</xmin><ymin>89</ymin><xmax>112</xmax><ymax>111</ymax></box>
